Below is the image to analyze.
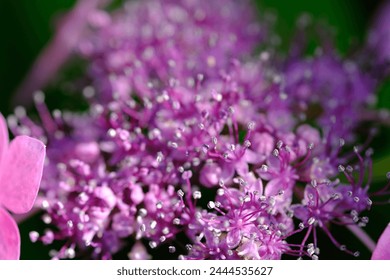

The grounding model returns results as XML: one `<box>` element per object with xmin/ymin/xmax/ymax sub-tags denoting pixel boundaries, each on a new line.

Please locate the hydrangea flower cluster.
<box><xmin>8</xmin><ymin>0</ymin><xmax>390</xmax><ymax>259</ymax></box>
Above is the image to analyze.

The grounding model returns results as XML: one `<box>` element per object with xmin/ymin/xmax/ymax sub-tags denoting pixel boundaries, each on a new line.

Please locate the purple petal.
<box><xmin>296</xmin><ymin>124</ymin><xmax>321</xmax><ymax>146</ymax></box>
<box><xmin>368</xmin><ymin>1</ymin><xmax>390</xmax><ymax>64</ymax></box>
<box><xmin>372</xmin><ymin>223</ymin><xmax>390</xmax><ymax>260</ymax></box>
<box><xmin>221</xmin><ymin>163</ymin><xmax>235</xmax><ymax>182</ymax></box>
<box><xmin>264</xmin><ymin>179</ymin><xmax>281</xmax><ymax>196</ymax></box>
<box><xmin>244</xmin><ymin>172</ymin><xmax>263</xmax><ymax>194</ymax></box>
<box><xmin>244</xmin><ymin>149</ymin><xmax>263</xmax><ymax>164</ymax></box>
<box><xmin>235</xmin><ymin>159</ymin><xmax>249</xmax><ymax>177</ymax></box>
<box><xmin>291</xmin><ymin>205</ymin><xmax>310</xmax><ymax>222</ymax></box>
<box><xmin>226</xmin><ymin>228</ymin><xmax>242</xmax><ymax>249</ymax></box>
<box><xmin>130</xmin><ymin>184</ymin><xmax>144</xmax><ymax>205</ymax></box>
<box><xmin>0</xmin><ymin>136</ymin><xmax>45</xmax><ymax>214</ymax></box>
<box><xmin>128</xmin><ymin>241</ymin><xmax>151</xmax><ymax>260</ymax></box>
<box><xmin>237</xmin><ymin>239</ymin><xmax>260</xmax><ymax>260</ymax></box>
<box><xmin>200</xmin><ymin>163</ymin><xmax>222</xmax><ymax>187</ymax></box>
<box><xmin>0</xmin><ymin>114</ymin><xmax>9</xmax><ymax>166</ymax></box>
<box><xmin>0</xmin><ymin>207</ymin><xmax>20</xmax><ymax>260</ymax></box>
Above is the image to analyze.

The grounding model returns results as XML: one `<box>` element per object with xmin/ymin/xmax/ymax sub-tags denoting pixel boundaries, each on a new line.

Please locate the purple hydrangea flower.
<box><xmin>8</xmin><ymin>0</ymin><xmax>390</xmax><ymax>260</ymax></box>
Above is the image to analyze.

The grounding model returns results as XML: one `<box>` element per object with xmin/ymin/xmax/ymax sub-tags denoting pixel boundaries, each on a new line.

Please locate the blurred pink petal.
<box><xmin>0</xmin><ymin>207</ymin><xmax>20</xmax><ymax>260</ymax></box>
<box><xmin>372</xmin><ymin>223</ymin><xmax>390</xmax><ymax>260</ymax></box>
<box><xmin>0</xmin><ymin>136</ymin><xmax>46</xmax><ymax>214</ymax></box>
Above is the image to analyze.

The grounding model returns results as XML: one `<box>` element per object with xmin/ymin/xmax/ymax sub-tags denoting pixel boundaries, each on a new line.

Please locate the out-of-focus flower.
<box><xmin>79</xmin><ymin>0</ymin><xmax>264</xmax><ymax>102</ymax></box>
<box><xmin>0</xmin><ymin>114</ymin><xmax>46</xmax><ymax>259</ymax></box>
<box><xmin>284</xmin><ymin>53</ymin><xmax>375</xmax><ymax>142</ymax></box>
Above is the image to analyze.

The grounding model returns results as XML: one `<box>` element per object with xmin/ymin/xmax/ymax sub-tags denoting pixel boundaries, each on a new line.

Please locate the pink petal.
<box><xmin>226</xmin><ymin>229</ymin><xmax>242</xmax><ymax>249</ymax></box>
<box><xmin>0</xmin><ymin>136</ymin><xmax>45</xmax><ymax>214</ymax></box>
<box><xmin>0</xmin><ymin>114</ymin><xmax>9</xmax><ymax>166</ymax></box>
<box><xmin>372</xmin><ymin>223</ymin><xmax>390</xmax><ymax>260</ymax></box>
<box><xmin>264</xmin><ymin>179</ymin><xmax>281</xmax><ymax>197</ymax></box>
<box><xmin>244</xmin><ymin>149</ymin><xmax>263</xmax><ymax>164</ymax></box>
<box><xmin>0</xmin><ymin>207</ymin><xmax>20</xmax><ymax>260</ymax></box>
<box><xmin>221</xmin><ymin>163</ymin><xmax>235</xmax><ymax>182</ymax></box>
<box><xmin>245</xmin><ymin>172</ymin><xmax>263</xmax><ymax>194</ymax></box>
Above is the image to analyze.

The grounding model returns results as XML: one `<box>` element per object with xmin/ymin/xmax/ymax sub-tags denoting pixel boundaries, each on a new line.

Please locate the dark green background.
<box><xmin>0</xmin><ymin>0</ymin><xmax>389</xmax><ymax>259</ymax></box>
